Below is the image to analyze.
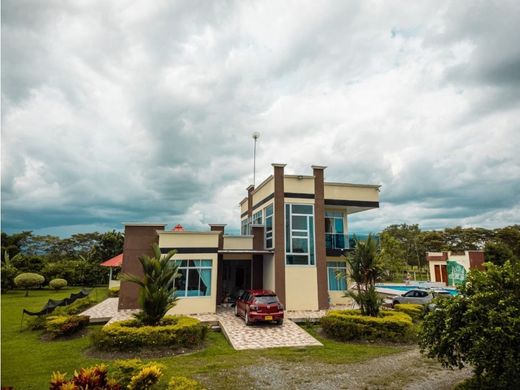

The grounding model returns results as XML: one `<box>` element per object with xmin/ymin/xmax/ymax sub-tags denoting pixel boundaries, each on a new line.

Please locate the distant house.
<box><xmin>427</xmin><ymin>251</ymin><xmax>485</xmax><ymax>286</ymax></box>
<box><xmin>100</xmin><ymin>253</ymin><xmax>122</xmax><ymax>288</ymax></box>
<box><xmin>118</xmin><ymin>164</ymin><xmax>380</xmax><ymax>314</ymax></box>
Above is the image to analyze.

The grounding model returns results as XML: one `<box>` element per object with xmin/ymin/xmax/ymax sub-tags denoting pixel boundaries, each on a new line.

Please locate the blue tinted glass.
<box><xmin>285</xmin><ymin>204</ymin><xmax>291</xmax><ymax>253</ymax></box>
<box><xmin>292</xmin><ymin>205</ymin><xmax>313</xmax><ymax>214</ymax></box>
<box><xmin>286</xmin><ymin>255</ymin><xmax>309</xmax><ymax>265</ymax></box>
<box><xmin>292</xmin><ymin>238</ymin><xmax>308</xmax><ymax>253</ymax></box>
<box><xmin>200</xmin><ymin>260</ymin><xmax>212</xmax><ymax>267</ymax></box>
<box><xmin>335</xmin><ymin>218</ymin><xmax>344</xmax><ymax>233</ymax></box>
<box><xmin>292</xmin><ymin>215</ymin><xmax>307</xmax><ymax>230</ymax></box>
<box><xmin>266</xmin><ymin>204</ymin><xmax>273</xmax><ymax>216</ymax></box>
<box><xmin>309</xmin><ymin>216</ymin><xmax>314</xmax><ymax>265</ymax></box>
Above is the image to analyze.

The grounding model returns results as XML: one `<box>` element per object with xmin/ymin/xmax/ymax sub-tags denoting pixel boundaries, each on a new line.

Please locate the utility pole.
<box><xmin>252</xmin><ymin>132</ymin><xmax>260</xmax><ymax>186</ymax></box>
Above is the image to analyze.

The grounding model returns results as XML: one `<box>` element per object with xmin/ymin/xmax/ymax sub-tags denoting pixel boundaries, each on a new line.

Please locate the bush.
<box><xmin>168</xmin><ymin>376</ymin><xmax>205</xmax><ymax>390</ymax></box>
<box><xmin>92</xmin><ymin>316</ymin><xmax>208</xmax><ymax>351</ymax></box>
<box><xmin>420</xmin><ymin>260</ymin><xmax>520</xmax><ymax>389</ymax></box>
<box><xmin>1</xmin><ymin>260</ymin><xmax>18</xmax><ymax>292</ymax></box>
<box><xmin>26</xmin><ymin>296</ymin><xmax>96</xmax><ymax>331</ymax></box>
<box><xmin>50</xmin><ymin>364</ymin><xmax>120</xmax><ymax>390</ymax></box>
<box><xmin>108</xmin><ymin>286</ymin><xmax>120</xmax><ymax>297</ymax></box>
<box><xmin>321</xmin><ymin>309</ymin><xmax>413</xmax><ymax>342</ymax></box>
<box><xmin>49</xmin><ymin>278</ymin><xmax>68</xmax><ymax>290</ymax></box>
<box><xmin>393</xmin><ymin>304</ymin><xmax>424</xmax><ymax>322</ymax></box>
<box><xmin>45</xmin><ymin>315</ymin><xmax>90</xmax><ymax>338</ymax></box>
<box><xmin>14</xmin><ymin>272</ymin><xmax>45</xmax><ymax>296</ymax></box>
<box><xmin>110</xmin><ymin>359</ymin><xmax>163</xmax><ymax>389</ymax></box>
<box><xmin>128</xmin><ymin>365</ymin><xmax>163</xmax><ymax>390</ymax></box>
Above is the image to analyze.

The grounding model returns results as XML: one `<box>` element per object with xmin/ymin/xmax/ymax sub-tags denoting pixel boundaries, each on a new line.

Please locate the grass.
<box><xmin>2</xmin><ymin>288</ymin><xmax>405</xmax><ymax>389</ymax></box>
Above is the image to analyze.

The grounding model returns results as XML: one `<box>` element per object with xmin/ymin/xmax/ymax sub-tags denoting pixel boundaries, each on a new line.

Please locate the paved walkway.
<box><xmin>208</xmin><ymin>309</ymin><xmax>322</xmax><ymax>350</ymax></box>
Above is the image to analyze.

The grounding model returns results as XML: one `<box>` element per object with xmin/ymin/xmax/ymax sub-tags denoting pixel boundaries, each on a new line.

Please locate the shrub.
<box><xmin>26</xmin><ymin>296</ymin><xmax>96</xmax><ymax>330</ymax></box>
<box><xmin>108</xmin><ymin>286</ymin><xmax>120</xmax><ymax>297</ymax></box>
<box><xmin>110</xmin><ymin>359</ymin><xmax>164</xmax><ymax>389</ymax></box>
<box><xmin>394</xmin><ymin>304</ymin><xmax>424</xmax><ymax>322</ymax></box>
<box><xmin>321</xmin><ymin>309</ymin><xmax>413</xmax><ymax>342</ymax></box>
<box><xmin>45</xmin><ymin>315</ymin><xmax>90</xmax><ymax>338</ymax></box>
<box><xmin>14</xmin><ymin>272</ymin><xmax>45</xmax><ymax>296</ymax></box>
<box><xmin>49</xmin><ymin>278</ymin><xmax>68</xmax><ymax>290</ymax></box>
<box><xmin>128</xmin><ymin>365</ymin><xmax>163</xmax><ymax>390</ymax></box>
<box><xmin>420</xmin><ymin>260</ymin><xmax>520</xmax><ymax>389</ymax></box>
<box><xmin>168</xmin><ymin>376</ymin><xmax>205</xmax><ymax>390</ymax></box>
<box><xmin>92</xmin><ymin>316</ymin><xmax>208</xmax><ymax>351</ymax></box>
<box><xmin>50</xmin><ymin>364</ymin><xmax>120</xmax><ymax>390</ymax></box>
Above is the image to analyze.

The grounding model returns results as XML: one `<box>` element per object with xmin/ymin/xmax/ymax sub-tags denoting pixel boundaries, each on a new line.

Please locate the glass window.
<box><xmin>325</xmin><ymin>210</ymin><xmax>347</xmax><ymax>250</ymax></box>
<box><xmin>174</xmin><ymin>260</ymin><xmax>212</xmax><ymax>297</ymax></box>
<box><xmin>241</xmin><ymin>218</ymin><xmax>251</xmax><ymax>235</ymax></box>
<box><xmin>285</xmin><ymin>204</ymin><xmax>315</xmax><ymax>265</ymax></box>
<box><xmin>253</xmin><ymin>210</ymin><xmax>263</xmax><ymax>225</ymax></box>
<box><xmin>327</xmin><ymin>262</ymin><xmax>347</xmax><ymax>291</ymax></box>
<box><xmin>265</xmin><ymin>204</ymin><xmax>274</xmax><ymax>248</ymax></box>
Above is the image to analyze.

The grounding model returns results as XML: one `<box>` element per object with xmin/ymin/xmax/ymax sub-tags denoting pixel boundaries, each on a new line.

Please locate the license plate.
<box><xmin>265</xmin><ymin>315</ymin><xmax>273</xmax><ymax>321</ymax></box>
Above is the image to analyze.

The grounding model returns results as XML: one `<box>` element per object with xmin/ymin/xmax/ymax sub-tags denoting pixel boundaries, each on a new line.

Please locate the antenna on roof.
<box><xmin>252</xmin><ymin>131</ymin><xmax>260</xmax><ymax>187</ymax></box>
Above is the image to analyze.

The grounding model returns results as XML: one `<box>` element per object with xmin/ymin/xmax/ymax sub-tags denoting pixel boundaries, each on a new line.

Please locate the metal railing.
<box><xmin>325</xmin><ymin>233</ymin><xmax>349</xmax><ymax>250</ymax></box>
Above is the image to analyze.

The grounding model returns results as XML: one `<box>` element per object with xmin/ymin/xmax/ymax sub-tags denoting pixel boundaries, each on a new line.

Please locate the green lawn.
<box><xmin>2</xmin><ymin>288</ymin><xmax>405</xmax><ymax>389</ymax></box>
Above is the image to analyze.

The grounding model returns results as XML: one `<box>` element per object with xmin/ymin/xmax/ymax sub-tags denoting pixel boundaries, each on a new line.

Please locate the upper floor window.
<box><xmin>240</xmin><ymin>218</ymin><xmax>250</xmax><ymax>235</ymax></box>
<box><xmin>285</xmin><ymin>204</ymin><xmax>315</xmax><ymax>265</ymax></box>
<box><xmin>325</xmin><ymin>210</ymin><xmax>347</xmax><ymax>249</ymax></box>
<box><xmin>252</xmin><ymin>210</ymin><xmax>263</xmax><ymax>225</ymax></box>
<box><xmin>265</xmin><ymin>204</ymin><xmax>273</xmax><ymax>248</ymax></box>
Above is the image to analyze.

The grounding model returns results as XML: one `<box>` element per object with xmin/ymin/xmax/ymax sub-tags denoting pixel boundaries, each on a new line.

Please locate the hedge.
<box><xmin>92</xmin><ymin>316</ymin><xmax>208</xmax><ymax>351</ymax></box>
<box><xmin>393</xmin><ymin>304</ymin><xmax>424</xmax><ymax>322</ymax></box>
<box><xmin>321</xmin><ymin>309</ymin><xmax>414</xmax><ymax>342</ymax></box>
<box><xmin>49</xmin><ymin>278</ymin><xmax>68</xmax><ymax>290</ymax></box>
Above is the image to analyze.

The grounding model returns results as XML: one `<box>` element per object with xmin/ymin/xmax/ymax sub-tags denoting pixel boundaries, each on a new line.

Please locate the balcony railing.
<box><xmin>325</xmin><ymin>233</ymin><xmax>349</xmax><ymax>250</ymax></box>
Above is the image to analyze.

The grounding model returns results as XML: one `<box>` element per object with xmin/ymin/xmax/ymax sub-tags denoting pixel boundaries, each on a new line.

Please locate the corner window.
<box><xmin>252</xmin><ymin>210</ymin><xmax>263</xmax><ymax>225</ymax></box>
<box><xmin>174</xmin><ymin>260</ymin><xmax>212</xmax><ymax>297</ymax></box>
<box><xmin>241</xmin><ymin>217</ymin><xmax>251</xmax><ymax>235</ymax></box>
<box><xmin>285</xmin><ymin>203</ymin><xmax>315</xmax><ymax>265</ymax></box>
<box><xmin>325</xmin><ymin>210</ymin><xmax>347</xmax><ymax>249</ymax></box>
<box><xmin>265</xmin><ymin>204</ymin><xmax>273</xmax><ymax>248</ymax></box>
<box><xmin>327</xmin><ymin>261</ymin><xmax>347</xmax><ymax>291</ymax></box>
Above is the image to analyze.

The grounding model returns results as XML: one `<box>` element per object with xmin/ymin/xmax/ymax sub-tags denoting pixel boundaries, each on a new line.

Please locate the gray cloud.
<box><xmin>2</xmin><ymin>0</ymin><xmax>520</xmax><ymax>236</ymax></box>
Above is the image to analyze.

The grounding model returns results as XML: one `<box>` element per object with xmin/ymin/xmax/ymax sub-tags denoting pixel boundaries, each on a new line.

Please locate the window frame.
<box><xmin>327</xmin><ymin>261</ymin><xmax>347</xmax><ymax>291</ymax></box>
<box><xmin>284</xmin><ymin>203</ymin><xmax>315</xmax><ymax>266</ymax></box>
<box><xmin>265</xmin><ymin>204</ymin><xmax>274</xmax><ymax>249</ymax></box>
<box><xmin>173</xmin><ymin>259</ymin><xmax>212</xmax><ymax>298</ymax></box>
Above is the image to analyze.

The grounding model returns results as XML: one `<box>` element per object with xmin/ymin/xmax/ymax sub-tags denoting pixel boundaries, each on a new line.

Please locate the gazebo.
<box><xmin>100</xmin><ymin>253</ymin><xmax>123</xmax><ymax>288</ymax></box>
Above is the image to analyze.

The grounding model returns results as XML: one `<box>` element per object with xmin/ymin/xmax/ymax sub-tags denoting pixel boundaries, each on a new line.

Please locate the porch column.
<box><xmin>209</xmin><ymin>224</ymin><xmax>226</xmax><ymax>308</ymax></box>
<box><xmin>272</xmin><ymin>163</ymin><xmax>286</xmax><ymax>305</ymax></box>
<box><xmin>313</xmin><ymin>165</ymin><xmax>329</xmax><ymax>310</ymax></box>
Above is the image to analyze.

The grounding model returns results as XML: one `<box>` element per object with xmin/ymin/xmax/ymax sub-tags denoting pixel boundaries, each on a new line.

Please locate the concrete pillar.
<box><xmin>313</xmin><ymin>165</ymin><xmax>329</xmax><ymax>309</ymax></box>
<box><xmin>209</xmin><ymin>224</ymin><xmax>226</xmax><ymax>307</ymax></box>
<box><xmin>272</xmin><ymin>163</ymin><xmax>286</xmax><ymax>305</ymax></box>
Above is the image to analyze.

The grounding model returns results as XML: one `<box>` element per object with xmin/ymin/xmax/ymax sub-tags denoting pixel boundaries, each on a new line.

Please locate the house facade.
<box><xmin>427</xmin><ymin>250</ymin><xmax>485</xmax><ymax>286</ymax></box>
<box><xmin>119</xmin><ymin>164</ymin><xmax>380</xmax><ymax>314</ymax></box>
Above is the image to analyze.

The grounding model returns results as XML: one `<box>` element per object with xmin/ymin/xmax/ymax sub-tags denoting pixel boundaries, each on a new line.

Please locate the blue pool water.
<box><xmin>376</xmin><ymin>284</ymin><xmax>459</xmax><ymax>296</ymax></box>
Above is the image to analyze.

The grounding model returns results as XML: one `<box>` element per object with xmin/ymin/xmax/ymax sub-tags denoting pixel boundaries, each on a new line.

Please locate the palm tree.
<box><xmin>122</xmin><ymin>244</ymin><xmax>179</xmax><ymax>325</ymax></box>
<box><xmin>345</xmin><ymin>234</ymin><xmax>383</xmax><ymax>316</ymax></box>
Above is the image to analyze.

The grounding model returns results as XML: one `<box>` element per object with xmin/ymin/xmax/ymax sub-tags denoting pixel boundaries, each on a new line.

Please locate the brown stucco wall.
<box><xmin>273</xmin><ymin>163</ymin><xmax>286</xmax><ymax>305</ymax></box>
<box><xmin>313</xmin><ymin>166</ymin><xmax>329</xmax><ymax>309</ymax></box>
<box><xmin>469</xmin><ymin>251</ymin><xmax>485</xmax><ymax>270</ymax></box>
<box><xmin>119</xmin><ymin>224</ymin><xmax>164</xmax><ymax>310</ymax></box>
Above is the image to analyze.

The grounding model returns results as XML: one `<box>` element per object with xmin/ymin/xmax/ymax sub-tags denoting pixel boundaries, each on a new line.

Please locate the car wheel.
<box><xmin>277</xmin><ymin>319</ymin><xmax>284</xmax><ymax>325</ymax></box>
<box><xmin>393</xmin><ymin>300</ymin><xmax>400</xmax><ymax>307</ymax></box>
<box><xmin>245</xmin><ymin>312</ymin><xmax>252</xmax><ymax>326</ymax></box>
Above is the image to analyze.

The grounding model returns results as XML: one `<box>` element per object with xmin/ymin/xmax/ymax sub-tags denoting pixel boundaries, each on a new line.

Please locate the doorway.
<box><xmin>221</xmin><ymin>260</ymin><xmax>251</xmax><ymax>303</ymax></box>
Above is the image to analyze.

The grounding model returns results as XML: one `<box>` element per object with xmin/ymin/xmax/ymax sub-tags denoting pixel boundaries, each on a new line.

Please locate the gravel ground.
<box><xmin>200</xmin><ymin>348</ymin><xmax>471</xmax><ymax>390</ymax></box>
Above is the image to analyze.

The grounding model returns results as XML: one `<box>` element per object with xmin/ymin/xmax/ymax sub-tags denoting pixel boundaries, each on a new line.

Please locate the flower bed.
<box><xmin>92</xmin><ymin>316</ymin><xmax>208</xmax><ymax>351</ymax></box>
<box><xmin>321</xmin><ymin>309</ymin><xmax>413</xmax><ymax>342</ymax></box>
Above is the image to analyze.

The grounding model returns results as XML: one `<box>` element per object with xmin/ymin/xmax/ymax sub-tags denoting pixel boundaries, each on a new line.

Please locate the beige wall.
<box><xmin>252</xmin><ymin>176</ymin><xmax>274</xmax><ymax>206</ymax></box>
<box><xmin>223</xmin><ymin>236</ymin><xmax>253</xmax><ymax>250</ymax></box>
<box><xmin>284</xmin><ymin>198</ymin><xmax>315</xmax><ymax>205</ymax></box>
<box><xmin>158</xmin><ymin>232</ymin><xmax>219</xmax><ymax>248</ymax></box>
<box><xmin>263</xmin><ymin>254</ymin><xmax>275</xmax><ymax>291</ymax></box>
<box><xmin>252</xmin><ymin>200</ymin><xmax>274</xmax><ymax>216</ymax></box>
<box><xmin>167</xmin><ymin>252</ymin><xmax>218</xmax><ymax>315</ymax></box>
<box><xmin>285</xmin><ymin>267</ymin><xmax>319</xmax><ymax>310</ymax></box>
<box><xmin>240</xmin><ymin>200</ymin><xmax>248</xmax><ymax>215</ymax></box>
<box><xmin>447</xmin><ymin>253</ymin><xmax>471</xmax><ymax>270</ymax></box>
<box><xmin>284</xmin><ymin>176</ymin><xmax>314</xmax><ymax>194</ymax></box>
<box><xmin>324</xmin><ymin>183</ymin><xmax>379</xmax><ymax>202</ymax></box>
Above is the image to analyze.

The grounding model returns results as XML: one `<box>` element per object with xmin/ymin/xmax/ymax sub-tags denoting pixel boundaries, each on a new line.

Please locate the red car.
<box><xmin>235</xmin><ymin>289</ymin><xmax>284</xmax><ymax>325</ymax></box>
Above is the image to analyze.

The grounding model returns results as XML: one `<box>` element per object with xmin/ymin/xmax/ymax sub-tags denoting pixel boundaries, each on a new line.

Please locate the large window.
<box><xmin>327</xmin><ymin>261</ymin><xmax>347</xmax><ymax>291</ymax></box>
<box><xmin>265</xmin><ymin>204</ymin><xmax>273</xmax><ymax>248</ymax></box>
<box><xmin>325</xmin><ymin>210</ymin><xmax>347</xmax><ymax>249</ymax></box>
<box><xmin>174</xmin><ymin>260</ymin><xmax>212</xmax><ymax>297</ymax></box>
<box><xmin>285</xmin><ymin>204</ymin><xmax>315</xmax><ymax>265</ymax></box>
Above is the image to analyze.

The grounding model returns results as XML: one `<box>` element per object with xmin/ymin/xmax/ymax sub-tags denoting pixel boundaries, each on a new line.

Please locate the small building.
<box><xmin>427</xmin><ymin>251</ymin><xmax>485</xmax><ymax>286</ymax></box>
<box><xmin>100</xmin><ymin>253</ymin><xmax>123</xmax><ymax>289</ymax></box>
<box><xmin>119</xmin><ymin>164</ymin><xmax>380</xmax><ymax>314</ymax></box>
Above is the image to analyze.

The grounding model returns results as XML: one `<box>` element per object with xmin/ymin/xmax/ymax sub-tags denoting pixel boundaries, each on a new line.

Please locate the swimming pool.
<box><xmin>375</xmin><ymin>284</ymin><xmax>459</xmax><ymax>296</ymax></box>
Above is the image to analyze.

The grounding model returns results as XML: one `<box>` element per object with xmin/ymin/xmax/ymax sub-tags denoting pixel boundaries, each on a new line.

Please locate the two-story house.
<box><xmin>118</xmin><ymin>164</ymin><xmax>380</xmax><ymax>314</ymax></box>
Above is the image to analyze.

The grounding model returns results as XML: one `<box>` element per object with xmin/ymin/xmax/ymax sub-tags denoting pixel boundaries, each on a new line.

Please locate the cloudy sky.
<box><xmin>2</xmin><ymin>1</ymin><xmax>520</xmax><ymax>237</ymax></box>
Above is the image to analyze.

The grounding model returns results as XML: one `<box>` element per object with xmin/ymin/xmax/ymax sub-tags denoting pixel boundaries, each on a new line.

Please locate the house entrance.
<box><xmin>221</xmin><ymin>260</ymin><xmax>251</xmax><ymax>304</ymax></box>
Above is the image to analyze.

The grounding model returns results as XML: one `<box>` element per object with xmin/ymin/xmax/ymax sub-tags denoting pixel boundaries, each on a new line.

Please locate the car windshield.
<box><xmin>254</xmin><ymin>295</ymin><xmax>279</xmax><ymax>304</ymax></box>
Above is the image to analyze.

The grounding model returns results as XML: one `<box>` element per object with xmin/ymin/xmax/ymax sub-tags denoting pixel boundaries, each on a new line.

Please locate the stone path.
<box><xmin>80</xmin><ymin>298</ymin><xmax>119</xmax><ymax>323</ymax></box>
